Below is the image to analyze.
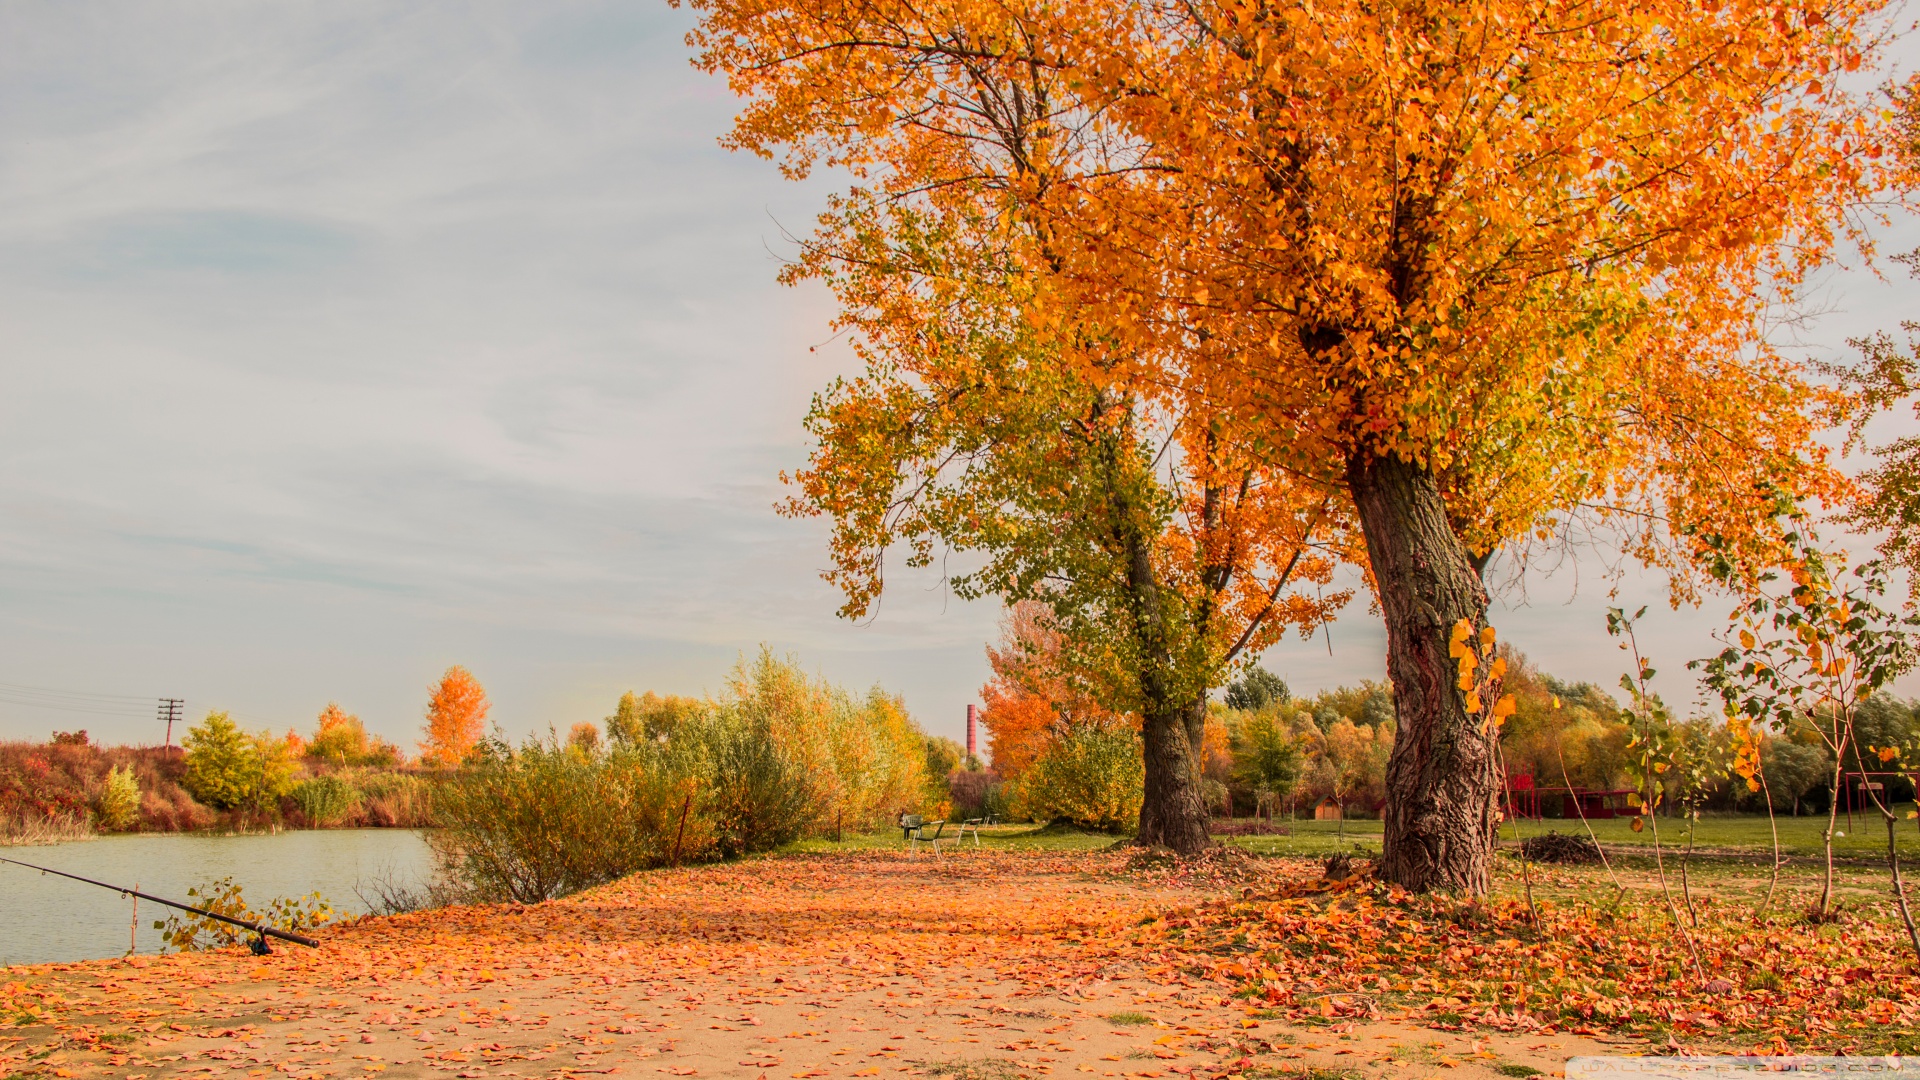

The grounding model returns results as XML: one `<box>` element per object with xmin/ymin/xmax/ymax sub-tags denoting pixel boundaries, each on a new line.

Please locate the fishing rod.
<box><xmin>0</xmin><ymin>856</ymin><xmax>320</xmax><ymax>953</ymax></box>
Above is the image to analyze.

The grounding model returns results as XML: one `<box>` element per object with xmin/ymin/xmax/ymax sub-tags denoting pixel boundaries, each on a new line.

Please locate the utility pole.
<box><xmin>158</xmin><ymin>698</ymin><xmax>183</xmax><ymax>755</ymax></box>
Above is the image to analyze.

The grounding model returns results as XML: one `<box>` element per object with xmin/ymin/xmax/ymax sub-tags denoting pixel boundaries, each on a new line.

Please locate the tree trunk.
<box><xmin>1137</xmin><ymin>697</ymin><xmax>1212</xmax><ymax>853</ymax></box>
<box><xmin>1346</xmin><ymin>450</ymin><xmax>1500</xmax><ymax>894</ymax></box>
<box><xmin>1095</xmin><ymin>413</ymin><xmax>1214</xmax><ymax>856</ymax></box>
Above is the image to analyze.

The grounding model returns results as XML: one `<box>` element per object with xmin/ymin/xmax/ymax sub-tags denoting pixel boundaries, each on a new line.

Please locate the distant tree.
<box><xmin>606</xmin><ymin>692</ymin><xmax>644</xmax><ymax>746</ymax></box>
<box><xmin>305</xmin><ymin>702</ymin><xmax>404</xmax><ymax>768</ymax></box>
<box><xmin>182</xmin><ymin>712</ymin><xmax>256</xmax><ymax>811</ymax></box>
<box><xmin>1224</xmin><ymin>668</ymin><xmax>1289</xmax><ymax>713</ymax></box>
<box><xmin>978</xmin><ymin>602</ymin><xmax>1124</xmax><ymax>782</ymax></box>
<box><xmin>182</xmin><ymin>712</ymin><xmax>294</xmax><ymax>811</ymax></box>
<box><xmin>420</xmin><ymin>666</ymin><xmax>490</xmax><ymax>768</ymax></box>
<box><xmin>925</xmin><ymin>735</ymin><xmax>963</xmax><ymax>779</ymax></box>
<box><xmin>921</xmin><ymin>734</ymin><xmax>965</xmax><ymax>815</ymax></box>
<box><xmin>567</xmin><ymin>722</ymin><xmax>601</xmax><ymax>754</ymax></box>
<box><xmin>1229</xmin><ymin>711</ymin><xmax>1302</xmax><ymax>812</ymax></box>
<box><xmin>606</xmin><ymin>690</ymin><xmax>707</xmax><ymax>746</ymax></box>
<box><xmin>1763</xmin><ymin>740</ymin><xmax>1832</xmax><ymax>815</ymax></box>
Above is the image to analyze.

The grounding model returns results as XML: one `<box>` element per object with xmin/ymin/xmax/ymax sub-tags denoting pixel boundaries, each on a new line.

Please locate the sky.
<box><xmin>0</xmin><ymin>2</ymin><xmax>1915</xmax><ymax>751</ymax></box>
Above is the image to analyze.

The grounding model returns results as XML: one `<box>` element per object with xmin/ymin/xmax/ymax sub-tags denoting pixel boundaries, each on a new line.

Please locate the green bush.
<box><xmin>291</xmin><ymin>776</ymin><xmax>360</xmax><ymax>826</ymax></box>
<box><xmin>699</xmin><ymin>708</ymin><xmax>817</xmax><ymax>857</ymax></box>
<box><xmin>154</xmin><ymin>877</ymin><xmax>335</xmax><ymax>952</ymax></box>
<box><xmin>432</xmin><ymin>737</ymin><xmax>712</xmax><ymax>903</ymax></box>
<box><xmin>432</xmin><ymin>651</ymin><xmax>943</xmax><ymax>901</ymax></box>
<box><xmin>1014</xmin><ymin>723</ymin><xmax>1143</xmax><ymax>832</ymax></box>
<box><xmin>181</xmin><ymin>712</ymin><xmax>293</xmax><ymax>812</ymax></box>
<box><xmin>93</xmin><ymin>765</ymin><xmax>141</xmax><ymax>831</ymax></box>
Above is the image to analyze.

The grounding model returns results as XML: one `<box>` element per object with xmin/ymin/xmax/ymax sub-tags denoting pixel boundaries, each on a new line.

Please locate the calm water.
<box><xmin>0</xmin><ymin>829</ymin><xmax>433</xmax><ymax>967</ymax></box>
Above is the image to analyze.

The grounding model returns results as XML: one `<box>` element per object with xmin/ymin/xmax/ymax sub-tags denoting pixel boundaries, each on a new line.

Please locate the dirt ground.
<box><xmin>2</xmin><ymin>850</ymin><xmax>1652</xmax><ymax>1080</ymax></box>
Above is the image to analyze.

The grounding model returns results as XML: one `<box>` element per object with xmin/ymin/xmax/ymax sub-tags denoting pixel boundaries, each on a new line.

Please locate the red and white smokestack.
<box><xmin>966</xmin><ymin>704</ymin><xmax>978</xmax><ymax>759</ymax></box>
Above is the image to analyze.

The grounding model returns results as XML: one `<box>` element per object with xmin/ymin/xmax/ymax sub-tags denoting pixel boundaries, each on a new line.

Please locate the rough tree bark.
<box><xmin>1137</xmin><ymin>696</ymin><xmax>1212</xmax><ymax>853</ymax></box>
<box><xmin>1346</xmin><ymin>450</ymin><xmax>1500</xmax><ymax>893</ymax></box>
<box><xmin>1101</xmin><ymin>425</ymin><xmax>1213</xmax><ymax>855</ymax></box>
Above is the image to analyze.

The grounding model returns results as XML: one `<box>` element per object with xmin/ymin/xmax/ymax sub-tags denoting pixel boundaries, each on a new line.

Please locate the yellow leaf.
<box><xmin>1464</xmin><ymin>690</ymin><xmax>1482</xmax><ymax>714</ymax></box>
<box><xmin>1738</xmin><ymin>629</ymin><xmax>1755</xmax><ymax>650</ymax></box>
<box><xmin>1479</xmin><ymin>626</ymin><xmax>1496</xmax><ymax>649</ymax></box>
<box><xmin>1630</xmin><ymin>816</ymin><xmax>1644</xmax><ymax>833</ymax></box>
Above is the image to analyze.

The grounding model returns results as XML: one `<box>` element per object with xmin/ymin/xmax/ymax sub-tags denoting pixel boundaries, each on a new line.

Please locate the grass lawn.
<box><xmin>1219</xmin><ymin>809</ymin><xmax>1920</xmax><ymax>859</ymax></box>
<box><xmin>782</xmin><ymin>807</ymin><xmax>1920</xmax><ymax>864</ymax></box>
<box><xmin>1523</xmin><ymin>807</ymin><xmax>1920</xmax><ymax>857</ymax></box>
<box><xmin>780</xmin><ymin>820</ymin><xmax>1122</xmax><ymax>855</ymax></box>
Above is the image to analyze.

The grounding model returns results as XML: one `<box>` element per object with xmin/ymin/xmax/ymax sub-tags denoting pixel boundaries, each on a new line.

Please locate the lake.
<box><xmin>0</xmin><ymin>828</ymin><xmax>434</xmax><ymax>967</ymax></box>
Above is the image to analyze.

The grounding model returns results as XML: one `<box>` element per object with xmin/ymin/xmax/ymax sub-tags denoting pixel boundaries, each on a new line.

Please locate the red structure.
<box><xmin>966</xmin><ymin>704</ymin><xmax>977</xmax><ymax>760</ymax></box>
<box><xmin>1841</xmin><ymin>770</ymin><xmax>1920</xmax><ymax>829</ymax></box>
<box><xmin>1505</xmin><ymin>773</ymin><xmax>1635</xmax><ymax>819</ymax></box>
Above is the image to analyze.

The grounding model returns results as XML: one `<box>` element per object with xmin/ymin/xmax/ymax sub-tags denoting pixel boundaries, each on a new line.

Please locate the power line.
<box><xmin>0</xmin><ymin>680</ymin><xmax>152</xmax><ymax>704</ymax></box>
<box><xmin>0</xmin><ymin>679</ymin><xmax>316</xmax><ymax>740</ymax></box>
<box><xmin>0</xmin><ymin>680</ymin><xmax>158</xmax><ymax>720</ymax></box>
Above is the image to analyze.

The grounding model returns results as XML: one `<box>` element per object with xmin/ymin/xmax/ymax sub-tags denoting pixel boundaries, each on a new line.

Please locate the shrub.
<box><xmin>606</xmin><ymin>691</ymin><xmax>707</xmax><ymax>745</ymax></box>
<box><xmin>699</xmin><ymin>706</ymin><xmax>818</xmax><ymax>857</ymax></box>
<box><xmin>154</xmin><ymin>877</ymin><xmax>335</xmax><ymax>952</ymax></box>
<box><xmin>182</xmin><ymin>712</ymin><xmax>294</xmax><ymax>812</ymax></box>
<box><xmin>290</xmin><ymin>776</ymin><xmax>360</xmax><ymax>826</ymax></box>
<box><xmin>346</xmin><ymin>770</ymin><xmax>432</xmax><ymax>827</ymax></box>
<box><xmin>94</xmin><ymin>765</ymin><xmax>141</xmax><ymax>831</ymax></box>
<box><xmin>432</xmin><ymin>737</ymin><xmax>711</xmax><ymax>902</ymax></box>
<box><xmin>306</xmin><ymin>704</ymin><xmax>404</xmax><ymax>768</ymax></box>
<box><xmin>0</xmin><ymin>742</ymin><xmax>95</xmax><ymax>827</ymax></box>
<box><xmin>948</xmin><ymin>767</ymin><xmax>1001</xmax><ymax>820</ymax></box>
<box><xmin>1015</xmin><ymin>723</ymin><xmax>1143</xmax><ymax>831</ymax></box>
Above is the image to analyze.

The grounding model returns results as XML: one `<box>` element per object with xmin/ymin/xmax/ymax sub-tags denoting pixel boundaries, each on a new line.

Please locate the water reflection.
<box><xmin>0</xmin><ymin>829</ymin><xmax>433</xmax><ymax>966</ymax></box>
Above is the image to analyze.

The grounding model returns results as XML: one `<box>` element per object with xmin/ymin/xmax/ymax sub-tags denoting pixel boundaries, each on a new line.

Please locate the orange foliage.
<box><xmin>419</xmin><ymin>665</ymin><xmax>490</xmax><ymax>767</ymax></box>
<box><xmin>317</xmin><ymin>703</ymin><xmax>349</xmax><ymax>733</ymax></box>
<box><xmin>10</xmin><ymin>852</ymin><xmax>1920</xmax><ymax>1063</ymax></box>
<box><xmin>979</xmin><ymin>602</ymin><xmax>1127</xmax><ymax>781</ymax></box>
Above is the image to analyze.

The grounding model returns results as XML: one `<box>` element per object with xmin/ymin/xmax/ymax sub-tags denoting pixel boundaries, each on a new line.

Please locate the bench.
<box><xmin>954</xmin><ymin>814</ymin><xmax>996</xmax><ymax>848</ymax></box>
<box><xmin>898</xmin><ymin>814</ymin><xmax>953</xmax><ymax>855</ymax></box>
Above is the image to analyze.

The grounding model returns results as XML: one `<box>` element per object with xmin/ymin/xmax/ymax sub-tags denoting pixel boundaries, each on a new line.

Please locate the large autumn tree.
<box><xmin>686</xmin><ymin>0</ymin><xmax>1903</xmax><ymax>889</ymax></box>
<box><xmin>780</xmin><ymin>182</ymin><xmax>1350</xmax><ymax>850</ymax></box>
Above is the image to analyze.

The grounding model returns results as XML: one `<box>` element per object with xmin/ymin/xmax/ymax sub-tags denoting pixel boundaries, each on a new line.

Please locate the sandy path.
<box><xmin>2</xmin><ymin>849</ymin><xmax>1628</xmax><ymax>1080</ymax></box>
